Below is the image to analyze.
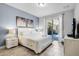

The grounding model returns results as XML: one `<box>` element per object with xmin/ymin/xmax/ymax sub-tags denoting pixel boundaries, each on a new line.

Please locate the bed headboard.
<box><xmin>18</xmin><ymin>28</ymin><xmax>44</xmax><ymax>37</ymax></box>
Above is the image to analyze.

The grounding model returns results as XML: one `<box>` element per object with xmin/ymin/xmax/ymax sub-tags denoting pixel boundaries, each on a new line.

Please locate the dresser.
<box><xmin>64</xmin><ymin>36</ymin><xmax>79</xmax><ymax>56</ymax></box>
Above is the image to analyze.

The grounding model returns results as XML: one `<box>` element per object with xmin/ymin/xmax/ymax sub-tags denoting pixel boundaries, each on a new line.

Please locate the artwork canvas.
<box><xmin>27</xmin><ymin>19</ymin><xmax>34</xmax><ymax>28</ymax></box>
<box><xmin>16</xmin><ymin>16</ymin><xmax>34</xmax><ymax>28</ymax></box>
<box><xmin>16</xmin><ymin>16</ymin><xmax>26</xmax><ymax>27</ymax></box>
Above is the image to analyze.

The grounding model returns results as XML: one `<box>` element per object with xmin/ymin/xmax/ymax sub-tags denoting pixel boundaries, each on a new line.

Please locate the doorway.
<box><xmin>47</xmin><ymin>15</ymin><xmax>64</xmax><ymax>41</ymax></box>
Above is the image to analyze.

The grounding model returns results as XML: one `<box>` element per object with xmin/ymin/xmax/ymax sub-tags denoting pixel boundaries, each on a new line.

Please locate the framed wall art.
<box><xmin>16</xmin><ymin>16</ymin><xmax>34</xmax><ymax>28</ymax></box>
<box><xmin>16</xmin><ymin>16</ymin><xmax>26</xmax><ymax>27</ymax></box>
<box><xmin>27</xmin><ymin>19</ymin><xmax>34</xmax><ymax>28</ymax></box>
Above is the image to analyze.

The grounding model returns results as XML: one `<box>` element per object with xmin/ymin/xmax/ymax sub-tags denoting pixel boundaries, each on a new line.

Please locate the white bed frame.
<box><xmin>18</xmin><ymin>28</ymin><xmax>52</xmax><ymax>53</ymax></box>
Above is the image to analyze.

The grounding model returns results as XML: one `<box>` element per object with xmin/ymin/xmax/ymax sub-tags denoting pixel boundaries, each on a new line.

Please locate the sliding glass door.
<box><xmin>47</xmin><ymin>14</ymin><xmax>64</xmax><ymax>41</ymax></box>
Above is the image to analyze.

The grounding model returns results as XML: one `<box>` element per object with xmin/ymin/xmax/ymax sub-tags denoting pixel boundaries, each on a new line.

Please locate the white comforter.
<box><xmin>18</xmin><ymin>28</ymin><xmax>52</xmax><ymax>53</ymax></box>
<box><xmin>19</xmin><ymin>36</ymin><xmax>52</xmax><ymax>53</ymax></box>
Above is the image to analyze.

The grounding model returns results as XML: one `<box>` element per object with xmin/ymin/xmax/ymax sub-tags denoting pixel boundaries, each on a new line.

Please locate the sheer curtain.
<box><xmin>46</xmin><ymin>14</ymin><xmax>64</xmax><ymax>41</ymax></box>
<box><xmin>39</xmin><ymin>14</ymin><xmax>64</xmax><ymax>41</ymax></box>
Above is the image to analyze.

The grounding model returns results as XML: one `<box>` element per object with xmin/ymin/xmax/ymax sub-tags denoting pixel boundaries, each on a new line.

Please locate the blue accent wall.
<box><xmin>0</xmin><ymin>3</ymin><xmax>39</xmax><ymax>46</ymax></box>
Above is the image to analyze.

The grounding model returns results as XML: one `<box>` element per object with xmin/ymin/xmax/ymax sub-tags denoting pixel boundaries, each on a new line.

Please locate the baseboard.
<box><xmin>0</xmin><ymin>45</ymin><xmax>5</xmax><ymax>49</ymax></box>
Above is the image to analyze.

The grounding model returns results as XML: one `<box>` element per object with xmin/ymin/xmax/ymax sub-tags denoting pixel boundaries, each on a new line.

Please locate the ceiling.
<box><xmin>6</xmin><ymin>3</ymin><xmax>76</xmax><ymax>17</ymax></box>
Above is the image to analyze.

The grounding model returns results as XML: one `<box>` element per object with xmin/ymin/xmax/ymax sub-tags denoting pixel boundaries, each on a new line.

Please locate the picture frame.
<box><xmin>16</xmin><ymin>16</ymin><xmax>34</xmax><ymax>28</ymax></box>
<box><xmin>16</xmin><ymin>16</ymin><xmax>26</xmax><ymax>27</ymax></box>
<box><xmin>27</xmin><ymin>19</ymin><xmax>34</xmax><ymax>28</ymax></box>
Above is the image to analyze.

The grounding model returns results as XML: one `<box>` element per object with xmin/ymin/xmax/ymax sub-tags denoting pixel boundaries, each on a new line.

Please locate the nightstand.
<box><xmin>6</xmin><ymin>36</ymin><xmax>18</xmax><ymax>48</ymax></box>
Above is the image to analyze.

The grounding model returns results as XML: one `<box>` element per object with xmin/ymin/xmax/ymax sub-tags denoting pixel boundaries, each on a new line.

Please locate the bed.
<box><xmin>18</xmin><ymin>28</ymin><xmax>52</xmax><ymax>53</ymax></box>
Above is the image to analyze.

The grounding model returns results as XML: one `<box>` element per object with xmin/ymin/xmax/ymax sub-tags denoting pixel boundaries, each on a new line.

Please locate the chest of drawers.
<box><xmin>6</xmin><ymin>37</ymin><xmax>18</xmax><ymax>48</ymax></box>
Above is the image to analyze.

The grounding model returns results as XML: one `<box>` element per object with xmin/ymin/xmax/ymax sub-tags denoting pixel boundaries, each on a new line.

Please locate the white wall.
<box><xmin>74</xmin><ymin>4</ymin><xmax>79</xmax><ymax>21</ymax></box>
<box><xmin>64</xmin><ymin>10</ymin><xmax>74</xmax><ymax>36</ymax></box>
<box><xmin>39</xmin><ymin>17</ymin><xmax>46</xmax><ymax>35</ymax></box>
<box><xmin>39</xmin><ymin>9</ymin><xmax>74</xmax><ymax>37</ymax></box>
